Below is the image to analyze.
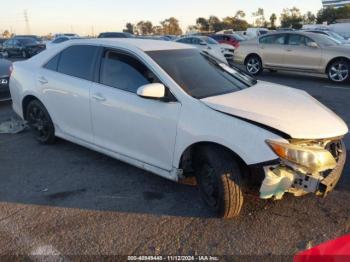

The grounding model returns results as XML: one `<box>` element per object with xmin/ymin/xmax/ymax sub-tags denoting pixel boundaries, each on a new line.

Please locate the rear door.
<box><xmin>38</xmin><ymin>45</ymin><xmax>99</xmax><ymax>143</ymax></box>
<box><xmin>283</xmin><ymin>34</ymin><xmax>322</xmax><ymax>71</ymax></box>
<box><xmin>259</xmin><ymin>34</ymin><xmax>287</xmax><ymax>67</ymax></box>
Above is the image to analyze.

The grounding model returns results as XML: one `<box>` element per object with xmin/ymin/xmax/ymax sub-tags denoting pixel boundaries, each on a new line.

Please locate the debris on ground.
<box><xmin>0</xmin><ymin>118</ymin><xmax>27</xmax><ymax>134</ymax></box>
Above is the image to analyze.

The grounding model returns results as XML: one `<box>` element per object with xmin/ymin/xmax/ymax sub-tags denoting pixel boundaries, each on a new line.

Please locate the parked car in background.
<box><xmin>14</xmin><ymin>35</ymin><xmax>44</xmax><ymax>44</ymax></box>
<box><xmin>211</xmin><ymin>33</ymin><xmax>246</xmax><ymax>48</ymax></box>
<box><xmin>53</xmin><ymin>33</ymin><xmax>80</xmax><ymax>39</ymax></box>
<box><xmin>234</xmin><ymin>31</ymin><xmax>350</xmax><ymax>83</ymax></box>
<box><xmin>303</xmin><ymin>30</ymin><xmax>350</xmax><ymax>44</ymax></box>
<box><xmin>10</xmin><ymin>39</ymin><xmax>348</xmax><ymax>218</ymax></box>
<box><xmin>175</xmin><ymin>36</ymin><xmax>228</xmax><ymax>63</ymax></box>
<box><xmin>46</xmin><ymin>36</ymin><xmax>80</xmax><ymax>49</ymax></box>
<box><xmin>0</xmin><ymin>38</ymin><xmax>7</xmax><ymax>51</ymax></box>
<box><xmin>98</xmin><ymin>32</ymin><xmax>134</xmax><ymax>38</ymax></box>
<box><xmin>137</xmin><ymin>35</ymin><xmax>171</xmax><ymax>41</ymax></box>
<box><xmin>0</xmin><ymin>59</ymin><xmax>12</xmax><ymax>101</ymax></box>
<box><xmin>244</xmin><ymin>28</ymin><xmax>269</xmax><ymax>39</ymax></box>
<box><xmin>2</xmin><ymin>38</ymin><xmax>46</xmax><ymax>58</ymax></box>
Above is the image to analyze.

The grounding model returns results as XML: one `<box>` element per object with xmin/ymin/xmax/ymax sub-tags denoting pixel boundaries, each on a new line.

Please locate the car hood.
<box><xmin>201</xmin><ymin>81</ymin><xmax>348</xmax><ymax>139</ymax></box>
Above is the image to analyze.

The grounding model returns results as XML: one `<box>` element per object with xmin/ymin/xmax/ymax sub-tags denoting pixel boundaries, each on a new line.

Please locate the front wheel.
<box><xmin>194</xmin><ymin>146</ymin><xmax>244</xmax><ymax>219</ymax></box>
<box><xmin>327</xmin><ymin>60</ymin><xmax>350</xmax><ymax>83</ymax></box>
<box><xmin>245</xmin><ymin>55</ymin><xmax>263</xmax><ymax>75</ymax></box>
<box><xmin>26</xmin><ymin>100</ymin><xmax>56</xmax><ymax>144</ymax></box>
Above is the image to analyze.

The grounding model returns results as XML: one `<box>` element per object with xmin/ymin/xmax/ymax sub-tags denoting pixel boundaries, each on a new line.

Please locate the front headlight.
<box><xmin>266</xmin><ymin>139</ymin><xmax>336</xmax><ymax>173</ymax></box>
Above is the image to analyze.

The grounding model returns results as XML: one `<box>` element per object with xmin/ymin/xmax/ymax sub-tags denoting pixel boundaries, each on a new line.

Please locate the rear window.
<box><xmin>57</xmin><ymin>45</ymin><xmax>99</xmax><ymax>81</ymax></box>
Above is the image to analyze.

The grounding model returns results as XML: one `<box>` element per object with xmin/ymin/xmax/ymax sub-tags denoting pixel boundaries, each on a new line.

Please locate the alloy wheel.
<box><xmin>329</xmin><ymin>62</ymin><xmax>349</xmax><ymax>82</ymax></box>
<box><xmin>246</xmin><ymin>57</ymin><xmax>261</xmax><ymax>74</ymax></box>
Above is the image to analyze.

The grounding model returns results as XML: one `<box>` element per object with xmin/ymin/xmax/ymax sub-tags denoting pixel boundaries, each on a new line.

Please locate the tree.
<box><xmin>2</xmin><ymin>30</ymin><xmax>10</xmax><ymax>38</ymax></box>
<box><xmin>196</xmin><ymin>17</ymin><xmax>209</xmax><ymax>32</ymax></box>
<box><xmin>160</xmin><ymin>17</ymin><xmax>182</xmax><ymax>35</ymax></box>
<box><xmin>208</xmin><ymin>16</ymin><xmax>224</xmax><ymax>32</ymax></box>
<box><xmin>136</xmin><ymin>21</ymin><xmax>153</xmax><ymax>35</ymax></box>
<box><xmin>152</xmin><ymin>26</ymin><xmax>163</xmax><ymax>35</ymax></box>
<box><xmin>316</xmin><ymin>5</ymin><xmax>350</xmax><ymax>24</ymax></box>
<box><xmin>280</xmin><ymin>7</ymin><xmax>303</xmax><ymax>29</ymax></box>
<box><xmin>234</xmin><ymin>10</ymin><xmax>246</xmax><ymax>19</ymax></box>
<box><xmin>303</xmin><ymin>11</ymin><xmax>316</xmax><ymax>24</ymax></box>
<box><xmin>123</xmin><ymin>23</ymin><xmax>134</xmax><ymax>34</ymax></box>
<box><xmin>222</xmin><ymin>16</ymin><xmax>249</xmax><ymax>31</ymax></box>
<box><xmin>269</xmin><ymin>13</ymin><xmax>277</xmax><ymax>29</ymax></box>
<box><xmin>252</xmin><ymin>8</ymin><xmax>266</xmax><ymax>27</ymax></box>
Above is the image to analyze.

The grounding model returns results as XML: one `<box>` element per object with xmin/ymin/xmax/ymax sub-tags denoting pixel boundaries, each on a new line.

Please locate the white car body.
<box><xmin>9</xmin><ymin>39</ymin><xmax>348</xmax><ymax>203</ymax></box>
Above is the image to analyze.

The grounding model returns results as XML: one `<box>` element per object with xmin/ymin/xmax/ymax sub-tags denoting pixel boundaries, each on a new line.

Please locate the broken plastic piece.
<box><xmin>0</xmin><ymin>118</ymin><xmax>27</xmax><ymax>134</ymax></box>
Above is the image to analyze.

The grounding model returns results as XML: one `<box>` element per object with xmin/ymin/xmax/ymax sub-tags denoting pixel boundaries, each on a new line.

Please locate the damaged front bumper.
<box><xmin>260</xmin><ymin>140</ymin><xmax>346</xmax><ymax>200</ymax></box>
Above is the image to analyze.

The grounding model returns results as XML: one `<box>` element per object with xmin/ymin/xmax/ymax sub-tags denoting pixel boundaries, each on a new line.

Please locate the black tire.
<box><xmin>26</xmin><ymin>100</ymin><xmax>56</xmax><ymax>144</ymax></box>
<box><xmin>245</xmin><ymin>55</ymin><xmax>263</xmax><ymax>75</ymax></box>
<box><xmin>327</xmin><ymin>59</ymin><xmax>350</xmax><ymax>83</ymax></box>
<box><xmin>194</xmin><ymin>146</ymin><xmax>244</xmax><ymax>219</ymax></box>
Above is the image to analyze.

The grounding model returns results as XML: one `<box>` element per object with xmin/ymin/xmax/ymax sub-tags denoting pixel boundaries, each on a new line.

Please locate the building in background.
<box><xmin>322</xmin><ymin>0</ymin><xmax>350</xmax><ymax>8</ymax></box>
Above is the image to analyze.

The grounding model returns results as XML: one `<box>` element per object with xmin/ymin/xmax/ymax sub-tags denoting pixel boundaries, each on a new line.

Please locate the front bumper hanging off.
<box><xmin>260</xmin><ymin>141</ymin><xmax>346</xmax><ymax>200</ymax></box>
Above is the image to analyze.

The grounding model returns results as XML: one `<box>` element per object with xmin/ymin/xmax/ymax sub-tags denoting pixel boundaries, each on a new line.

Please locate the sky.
<box><xmin>0</xmin><ymin>0</ymin><xmax>323</xmax><ymax>35</ymax></box>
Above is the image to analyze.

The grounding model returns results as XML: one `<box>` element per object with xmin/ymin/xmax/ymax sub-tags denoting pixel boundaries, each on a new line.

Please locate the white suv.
<box><xmin>10</xmin><ymin>39</ymin><xmax>348</xmax><ymax>218</ymax></box>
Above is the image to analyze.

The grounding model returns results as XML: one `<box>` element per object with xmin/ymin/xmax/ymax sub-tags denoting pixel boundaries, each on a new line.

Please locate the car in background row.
<box><xmin>1</xmin><ymin>38</ymin><xmax>46</xmax><ymax>58</ymax></box>
<box><xmin>14</xmin><ymin>35</ymin><xmax>44</xmax><ymax>45</ymax></box>
<box><xmin>0</xmin><ymin>59</ymin><xmax>12</xmax><ymax>101</ymax></box>
<box><xmin>98</xmin><ymin>32</ymin><xmax>134</xmax><ymax>38</ymax></box>
<box><xmin>46</xmin><ymin>36</ymin><xmax>80</xmax><ymax>49</ymax></box>
<box><xmin>303</xmin><ymin>30</ymin><xmax>350</xmax><ymax>45</ymax></box>
<box><xmin>9</xmin><ymin>39</ymin><xmax>348</xmax><ymax>218</ymax></box>
<box><xmin>53</xmin><ymin>33</ymin><xmax>80</xmax><ymax>39</ymax></box>
<box><xmin>211</xmin><ymin>33</ymin><xmax>246</xmax><ymax>48</ymax></box>
<box><xmin>234</xmin><ymin>31</ymin><xmax>350</xmax><ymax>83</ymax></box>
<box><xmin>176</xmin><ymin>36</ymin><xmax>232</xmax><ymax>63</ymax></box>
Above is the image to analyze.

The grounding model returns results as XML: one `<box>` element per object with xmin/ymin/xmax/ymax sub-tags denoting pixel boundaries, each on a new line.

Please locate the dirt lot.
<box><xmin>0</xmin><ymin>69</ymin><xmax>349</xmax><ymax>259</ymax></box>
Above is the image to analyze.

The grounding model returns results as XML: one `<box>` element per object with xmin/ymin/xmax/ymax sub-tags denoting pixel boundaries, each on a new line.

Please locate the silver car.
<box><xmin>234</xmin><ymin>31</ymin><xmax>350</xmax><ymax>83</ymax></box>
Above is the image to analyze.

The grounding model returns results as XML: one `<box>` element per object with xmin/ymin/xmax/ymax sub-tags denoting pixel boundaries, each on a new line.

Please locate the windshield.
<box><xmin>147</xmin><ymin>49</ymin><xmax>256</xmax><ymax>99</ymax></box>
<box><xmin>17</xmin><ymin>38</ymin><xmax>36</xmax><ymax>45</ymax></box>
<box><xmin>327</xmin><ymin>31</ymin><xmax>346</xmax><ymax>41</ymax></box>
<box><xmin>202</xmin><ymin>36</ymin><xmax>219</xmax><ymax>45</ymax></box>
<box><xmin>232</xmin><ymin>33</ymin><xmax>246</xmax><ymax>41</ymax></box>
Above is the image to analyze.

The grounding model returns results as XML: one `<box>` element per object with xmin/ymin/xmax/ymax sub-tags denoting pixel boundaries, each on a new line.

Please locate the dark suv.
<box><xmin>2</xmin><ymin>38</ymin><xmax>46</xmax><ymax>58</ymax></box>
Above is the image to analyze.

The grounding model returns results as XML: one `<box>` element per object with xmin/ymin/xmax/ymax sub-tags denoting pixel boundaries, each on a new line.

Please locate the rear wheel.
<box><xmin>194</xmin><ymin>146</ymin><xmax>244</xmax><ymax>219</ymax></box>
<box><xmin>26</xmin><ymin>100</ymin><xmax>56</xmax><ymax>144</ymax></box>
<box><xmin>327</xmin><ymin>59</ymin><xmax>350</xmax><ymax>83</ymax></box>
<box><xmin>245</xmin><ymin>55</ymin><xmax>263</xmax><ymax>75</ymax></box>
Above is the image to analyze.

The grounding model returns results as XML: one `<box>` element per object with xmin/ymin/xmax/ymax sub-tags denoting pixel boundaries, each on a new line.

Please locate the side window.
<box><xmin>44</xmin><ymin>54</ymin><xmax>60</xmax><ymax>71</ymax></box>
<box><xmin>288</xmin><ymin>34</ymin><xmax>305</xmax><ymax>46</ymax></box>
<box><xmin>192</xmin><ymin>38</ymin><xmax>201</xmax><ymax>45</ymax></box>
<box><xmin>57</xmin><ymin>45</ymin><xmax>98</xmax><ymax>81</ymax></box>
<box><xmin>223</xmin><ymin>35</ymin><xmax>230</xmax><ymax>41</ymax></box>
<box><xmin>260</xmin><ymin>34</ymin><xmax>286</xmax><ymax>45</ymax></box>
<box><xmin>99</xmin><ymin>50</ymin><xmax>160</xmax><ymax>93</ymax></box>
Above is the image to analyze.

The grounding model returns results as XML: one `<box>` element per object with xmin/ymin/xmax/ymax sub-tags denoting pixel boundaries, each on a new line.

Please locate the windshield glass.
<box><xmin>232</xmin><ymin>33</ymin><xmax>246</xmax><ymax>41</ymax></box>
<box><xmin>17</xmin><ymin>38</ymin><xmax>36</xmax><ymax>45</ymax></box>
<box><xmin>327</xmin><ymin>31</ymin><xmax>346</xmax><ymax>41</ymax></box>
<box><xmin>315</xmin><ymin>34</ymin><xmax>341</xmax><ymax>46</ymax></box>
<box><xmin>202</xmin><ymin>36</ymin><xmax>219</xmax><ymax>45</ymax></box>
<box><xmin>147</xmin><ymin>49</ymin><xmax>256</xmax><ymax>99</ymax></box>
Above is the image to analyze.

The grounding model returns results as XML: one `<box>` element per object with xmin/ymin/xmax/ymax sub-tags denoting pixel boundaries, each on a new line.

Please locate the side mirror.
<box><xmin>137</xmin><ymin>83</ymin><xmax>165</xmax><ymax>99</ymax></box>
<box><xmin>200</xmin><ymin>41</ymin><xmax>207</xmax><ymax>46</ymax></box>
<box><xmin>307</xmin><ymin>42</ymin><xmax>318</xmax><ymax>48</ymax></box>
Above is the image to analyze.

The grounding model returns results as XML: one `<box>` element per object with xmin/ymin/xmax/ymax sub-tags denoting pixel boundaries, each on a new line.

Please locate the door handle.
<box><xmin>38</xmin><ymin>76</ymin><xmax>48</xmax><ymax>85</ymax></box>
<box><xmin>92</xmin><ymin>93</ymin><xmax>106</xmax><ymax>102</ymax></box>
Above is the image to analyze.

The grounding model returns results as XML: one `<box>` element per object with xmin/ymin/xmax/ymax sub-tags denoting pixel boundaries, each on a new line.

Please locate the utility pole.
<box><xmin>24</xmin><ymin>10</ymin><xmax>31</xmax><ymax>34</ymax></box>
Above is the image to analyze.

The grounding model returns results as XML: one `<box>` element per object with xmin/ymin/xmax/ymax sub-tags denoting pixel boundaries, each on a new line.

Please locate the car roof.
<box><xmin>60</xmin><ymin>38</ymin><xmax>195</xmax><ymax>51</ymax></box>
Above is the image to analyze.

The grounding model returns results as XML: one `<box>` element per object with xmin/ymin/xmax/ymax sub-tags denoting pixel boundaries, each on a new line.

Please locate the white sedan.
<box><xmin>10</xmin><ymin>39</ymin><xmax>348</xmax><ymax>218</ymax></box>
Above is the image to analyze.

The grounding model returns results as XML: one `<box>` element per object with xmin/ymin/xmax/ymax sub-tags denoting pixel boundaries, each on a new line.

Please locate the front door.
<box><xmin>283</xmin><ymin>34</ymin><xmax>323</xmax><ymax>71</ymax></box>
<box><xmin>259</xmin><ymin>33</ymin><xmax>287</xmax><ymax>67</ymax></box>
<box><xmin>90</xmin><ymin>49</ymin><xmax>181</xmax><ymax>171</ymax></box>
